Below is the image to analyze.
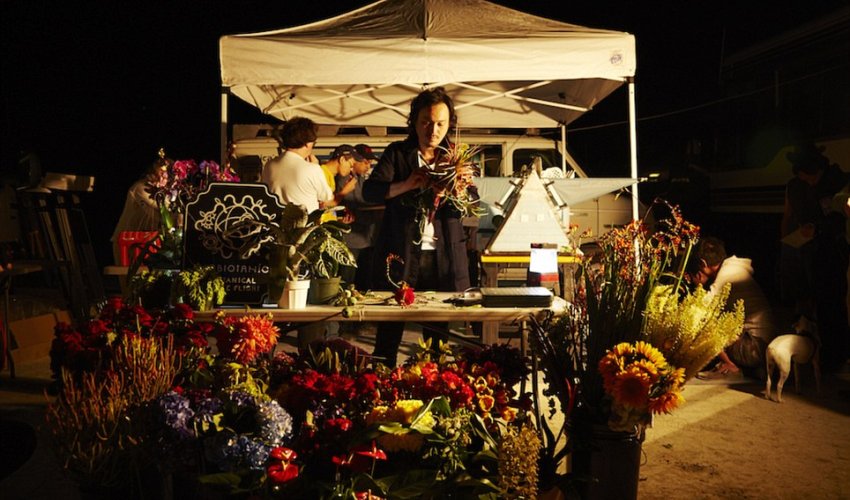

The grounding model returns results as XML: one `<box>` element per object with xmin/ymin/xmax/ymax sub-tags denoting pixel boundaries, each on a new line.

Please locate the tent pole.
<box><xmin>220</xmin><ymin>87</ymin><xmax>229</xmax><ymax>166</ymax></box>
<box><xmin>560</xmin><ymin>124</ymin><xmax>567</xmax><ymax>174</ymax></box>
<box><xmin>627</xmin><ymin>78</ymin><xmax>639</xmax><ymax>221</ymax></box>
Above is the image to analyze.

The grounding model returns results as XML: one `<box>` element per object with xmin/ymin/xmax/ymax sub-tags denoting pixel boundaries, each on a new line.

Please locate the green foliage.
<box><xmin>175</xmin><ymin>264</ymin><xmax>226</xmax><ymax>311</ymax></box>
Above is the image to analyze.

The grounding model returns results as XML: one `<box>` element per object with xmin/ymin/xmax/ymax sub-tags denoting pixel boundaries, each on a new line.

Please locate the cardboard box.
<box><xmin>7</xmin><ymin>310</ymin><xmax>68</xmax><ymax>364</ymax></box>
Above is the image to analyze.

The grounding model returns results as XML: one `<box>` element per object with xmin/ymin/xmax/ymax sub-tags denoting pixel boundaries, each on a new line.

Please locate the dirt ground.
<box><xmin>639</xmin><ymin>371</ymin><xmax>850</xmax><ymax>499</ymax></box>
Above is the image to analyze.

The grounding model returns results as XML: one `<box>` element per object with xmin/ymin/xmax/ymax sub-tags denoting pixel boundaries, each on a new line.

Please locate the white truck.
<box><xmin>231</xmin><ymin>124</ymin><xmax>638</xmax><ymax>247</ymax></box>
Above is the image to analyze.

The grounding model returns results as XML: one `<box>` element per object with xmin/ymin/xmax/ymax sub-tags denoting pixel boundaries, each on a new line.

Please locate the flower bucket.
<box><xmin>307</xmin><ymin>277</ymin><xmax>342</xmax><ymax>305</ymax></box>
<box><xmin>279</xmin><ymin>279</ymin><xmax>311</xmax><ymax>309</ymax></box>
<box><xmin>567</xmin><ymin>420</ymin><xmax>644</xmax><ymax>500</ymax></box>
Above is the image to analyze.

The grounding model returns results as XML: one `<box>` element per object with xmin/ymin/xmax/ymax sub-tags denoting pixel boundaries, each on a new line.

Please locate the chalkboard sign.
<box><xmin>183</xmin><ymin>183</ymin><xmax>284</xmax><ymax>305</ymax></box>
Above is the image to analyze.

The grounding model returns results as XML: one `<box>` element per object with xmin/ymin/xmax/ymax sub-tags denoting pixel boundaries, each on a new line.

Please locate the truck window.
<box><xmin>512</xmin><ymin>148</ymin><xmax>562</xmax><ymax>176</ymax></box>
<box><xmin>473</xmin><ymin>145</ymin><xmax>503</xmax><ymax>177</ymax></box>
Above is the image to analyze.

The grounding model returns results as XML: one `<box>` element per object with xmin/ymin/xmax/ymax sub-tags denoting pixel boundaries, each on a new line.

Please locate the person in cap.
<box><xmin>336</xmin><ymin>144</ymin><xmax>383</xmax><ymax>291</ymax></box>
<box><xmin>322</xmin><ymin>144</ymin><xmax>361</xmax><ymax>195</ymax></box>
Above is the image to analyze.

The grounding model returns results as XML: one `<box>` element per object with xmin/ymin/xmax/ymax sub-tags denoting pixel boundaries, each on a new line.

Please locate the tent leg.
<box><xmin>560</xmin><ymin>124</ymin><xmax>567</xmax><ymax>175</ymax></box>
<box><xmin>627</xmin><ymin>78</ymin><xmax>639</xmax><ymax>221</ymax></box>
<box><xmin>221</xmin><ymin>87</ymin><xmax>229</xmax><ymax>166</ymax></box>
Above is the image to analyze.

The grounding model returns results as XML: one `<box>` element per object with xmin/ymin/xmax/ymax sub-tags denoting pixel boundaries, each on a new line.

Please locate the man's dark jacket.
<box><xmin>362</xmin><ymin>137</ymin><xmax>473</xmax><ymax>292</ymax></box>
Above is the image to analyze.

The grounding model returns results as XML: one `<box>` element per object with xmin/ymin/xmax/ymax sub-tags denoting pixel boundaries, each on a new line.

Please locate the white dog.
<box><xmin>765</xmin><ymin>316</ymin><xmax>821</xmax><ymax>403</ymax></box>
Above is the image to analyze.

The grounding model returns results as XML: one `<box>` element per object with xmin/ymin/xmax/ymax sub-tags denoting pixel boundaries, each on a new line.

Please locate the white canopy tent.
<box><xmin>219</xmin><ymin>0</ymin><xmax>640</xmax><ymax>216</ymax></box>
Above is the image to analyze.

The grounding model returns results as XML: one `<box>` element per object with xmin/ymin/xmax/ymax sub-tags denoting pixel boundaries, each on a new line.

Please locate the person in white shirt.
<box><xmin>261</xmin><ymin>117</ymin><xmax>338</xmax><ymax>214</ymax></box>
<box><xmin>695</xmin><ymin>236</ymin><xmax>777</xmax><ymax>379</ymax></box>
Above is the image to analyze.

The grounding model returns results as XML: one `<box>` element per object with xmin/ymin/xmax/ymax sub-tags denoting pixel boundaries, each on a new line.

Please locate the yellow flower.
<box><xmin>648</xmin><ymin>389</ymin><xmax>684</xmax><ymax>415</ymax></box>
<box><xmin>501</xmin><ymin>406</ymin><xmax>518</xmax><ymax>422</ymax></box>
<box><xmin>612</xmin><ymin>367</ymin><xmax>652</xmax><ymax>408</ymax></box>
<box><xmin>611</xmin><ymin>342</ymin><xmax>635</xmax><ymax>358</ymax></box>
<box><xmin>366</xmin><ymin>405</ymin><xmax>390</xmax><ymax>425</ymax></box>
<box><xmin>478</xmin><ymin>394</ymin><xmax>496</xmax><ymax>413</ymax></box>
<box><xmin>599</xmin><ymin>353</ymin><xmax>623</xmax><ymax>392</ymax></box>
<box><xmin>633</xmin><ymin>340</ymin><xmax>666</xmax><ymax>366</ymax></box>
<box><xmin>631</xmin><ymin>359</ymin><xmax>660</xmax><ymax>383</ymax></box>
<box><xmin>392</xmin><ymin>400</ymin><xmax>424</xmax><ymax>424</ymax></box>
<box><xmin>666</xmin><ymin>366</ymin><xmax>686</xmax><ymax>386</ymax></box>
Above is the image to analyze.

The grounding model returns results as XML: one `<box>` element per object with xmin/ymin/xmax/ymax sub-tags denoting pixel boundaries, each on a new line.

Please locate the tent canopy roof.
<box><xmin>219</xmin><ymin>0</ymin><xmax>636</xmax><ymax>128</ymax></box>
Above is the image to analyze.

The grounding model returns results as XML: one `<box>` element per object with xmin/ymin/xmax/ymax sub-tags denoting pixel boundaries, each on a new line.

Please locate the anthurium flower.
<box><xmin>270</xmin><ymin>446</ymin><xmax>298</xmax><ymax>462</ymax></box>
<box><xmin>267</xmin><ymin>462</ymin><xmax>299</xmax><ymax>484</ymax></box>
<box><xmin>353</xmin><ymin>441</ymin><xmax>387</xmax><ymax>461</ymax></box>
<box><xmin>356</xmin><ymin>491</ymin><xmax>385</xmax><ymax>500</ymax></box>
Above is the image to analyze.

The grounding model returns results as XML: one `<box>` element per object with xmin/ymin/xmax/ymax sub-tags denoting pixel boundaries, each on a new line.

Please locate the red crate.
<box><xmin>117</xmin><ymin>231</ymin><xmax>159</xmax><ymax>266</ymax></box>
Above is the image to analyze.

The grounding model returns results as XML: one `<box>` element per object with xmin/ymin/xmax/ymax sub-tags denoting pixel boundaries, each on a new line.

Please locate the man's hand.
<box><xmin>338</xmin><ymin>176</ymin><xmax>357</xmax><ymax>197</ymax></box>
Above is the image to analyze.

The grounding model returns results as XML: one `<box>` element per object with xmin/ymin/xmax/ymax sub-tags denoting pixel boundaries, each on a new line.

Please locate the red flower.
<box><xmin>394</xmin><ymin>283</ymin><xmax>415</xmax><ymax>307</ymax></box>
<box><xmin>270</xmin><ymin>447</ymin><xmax>298</xmax><ymax>462</ymax></box>
<box><xmin>324</xmin><ymin>417</ymin><xmax>353</xmax><ymax>432</ymax></box>
<box><xmin>352</xmin><ymin>441</ymin><xmax>387</xmax><ymax>461</ymax></box>
<box><xmin>267</xmin><ymin>462</ymin><xmax>299</xmax><ymax>484</ymax></box>
<box><xmin>172</xmin><ymin>303</ymin><xmax>195</xmax><ymax>320</ymax></box>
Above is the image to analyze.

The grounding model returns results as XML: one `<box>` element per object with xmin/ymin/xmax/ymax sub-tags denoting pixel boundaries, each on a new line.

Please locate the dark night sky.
<box><xmin>2</xmin><ymin>0</ymin><xmax>847</xmax><ymax>265</ymax></box>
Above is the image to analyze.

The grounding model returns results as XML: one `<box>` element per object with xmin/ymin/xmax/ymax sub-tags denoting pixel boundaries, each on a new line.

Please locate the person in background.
<box><xmin>336</xmin><ymin>143</ymin><xmax>383</xmax><ymax>291</ymax></box>
<box><xmin>782</xmin><ymin>143</ymin><xmax>849</xmax><ymax>372</ymax></box>
<box><xmin>363</xmin><ymin>87</ymin><xmax>476</xmax><ymax>367</ymax></box>
<box><xmin>111</xmin><ymin>160</ymin><xmax>160</xmax><ymax>266</ymax></box>
<box><xmin>695</xmin><ymin>236</ymin><xmax>777</xmax><ymax>380</ymax></box>
<box><xmin>319</xmin><ymin>145</ymin><xmax>360</xmax><ymax>222</ymax></box>
<box><xmin>261</xmin><ymin>117</ymin><xmax>342</xmax><ymax>214</ymax></box>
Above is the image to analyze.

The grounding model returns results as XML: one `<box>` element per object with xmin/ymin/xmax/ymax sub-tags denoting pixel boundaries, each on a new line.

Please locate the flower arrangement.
<box><xmin>47</xmin><ymin>296</ymin><xmax>540</xmax><ymax>498</ymax></box>
<box><xmin>213</xmin><ymin>312</ymin><xmax>280</xmax><ymax>365</ymax></box>
<box><xmin>405</xmin><ymin>142</ymin><xmax>481</xmax><ymax>243</ymax></box>
<box><xmin>130</xmin><ymin>148</ymin><xmax>239</xmax><ymax>273</ymax></box>
<box><xmin>531</xmin><ymin>200</ymin><xmax>745</xmax><ymax>489</ymax></box>
<box><xmin>49</xmin><ymin>298</ymin><xmax>210</xmax><ymax>380</ymax></box>
<box><xmin>598</xmin><ymin>341</ymin><xmax>685</xmax><ymax>432</ymax></box>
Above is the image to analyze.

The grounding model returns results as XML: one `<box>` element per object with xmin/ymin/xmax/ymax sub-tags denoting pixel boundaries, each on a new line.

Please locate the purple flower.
<box><xmin>256</xmin><ymin>400</ymin><xmax>293</xmax><ymax>446</ymax></box>
<box><xmin>158</xmin><ymin>390</ymin><xmax>195</xmax><ymax>439</ymax></box>
<box><xmin>217</xmin><ymin>434</ymin><xmax>270</xmax><ymax>471</ymax></box>
<box><xmin>224</xmin><ymin>390</ymin><xmax>255</xmax><ymax>409</ymax></box>
<box><xmin>193</xmin><ymin>396</ymin><xmax>224</xmax><ymax>431</ymax></box>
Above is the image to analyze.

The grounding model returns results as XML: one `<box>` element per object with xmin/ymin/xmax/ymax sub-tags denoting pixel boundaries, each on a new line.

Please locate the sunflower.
<box><xmin>632</xmin><ymin>340</ymin><xmax>666</xmax><ymax>367</ymax></box>
<box><xmin>648</xmin><ymin>389</ymin><xmax>684</xmax><ymax>415</ymax></box>
<box><xmin>612</xmin><ymin>367</ymin><xmax>652</xmax><ymax>408</ymax></box>
<box><xmin>632</xmin><ymin>358</ymin><xmax>660</xmax><ymax>382</ymax></box>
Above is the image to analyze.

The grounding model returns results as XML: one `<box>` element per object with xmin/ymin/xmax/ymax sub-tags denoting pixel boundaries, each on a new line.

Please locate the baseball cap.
<box><xmin>329</xmin><ymin>144</ymin><xmax>365</xmax><ymax>162</ymax></box>
<box><xmin>354</xmin><ymin>143</ymin><xmax>378</xmax><ymax>161</ymax></box>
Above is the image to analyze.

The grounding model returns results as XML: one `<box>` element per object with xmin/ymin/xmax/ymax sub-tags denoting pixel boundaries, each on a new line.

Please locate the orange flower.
<box><xmin>500</xmin><ymin>406</ymin><xmax>518</xmax><ymax>422</ymax></box>
<box><xmin>648</xmin><ymin>389</ymin><xmax>684</xmax><ymax>415</ymax></box>
<box><xmin>612</xmin><ymin>367</ymin><xmax>652</xmax><ymax>408</ymax></box>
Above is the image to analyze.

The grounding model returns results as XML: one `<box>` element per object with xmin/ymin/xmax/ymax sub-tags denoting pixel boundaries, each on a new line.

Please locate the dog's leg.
<box><xmin>765</xmin><ymin>354</ymin><xmax>773</xmax><ymax>401</ymax></box>
<box><xmin>776</xmin><ymin>362</ymin><xmax>791</xmax><ymax>403</ymax></box>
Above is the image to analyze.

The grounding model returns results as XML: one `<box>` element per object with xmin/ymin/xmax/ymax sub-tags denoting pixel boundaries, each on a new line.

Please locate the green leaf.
<box><xmin>197</xmin><ymin>472</ymin><xmax>242</xmax><ymax>486</ymax></box>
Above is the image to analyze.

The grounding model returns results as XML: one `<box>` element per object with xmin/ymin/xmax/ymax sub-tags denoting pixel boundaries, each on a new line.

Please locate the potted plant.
<box><xmin>227</xmin><ymin>203</ymin><xmax>353</xmax><ymax>309</ymax></box>
<box><xmin>305</xmin><ymin>224</ymin><xmax>357</xmax><ymax>305</ymax></box>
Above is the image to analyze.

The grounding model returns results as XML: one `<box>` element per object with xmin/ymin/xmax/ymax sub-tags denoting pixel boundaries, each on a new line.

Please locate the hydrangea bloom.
<box><xmin>158</xmin><ymin>390</ymin><xmax>195</xmax><ymax>439</ymax></box>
